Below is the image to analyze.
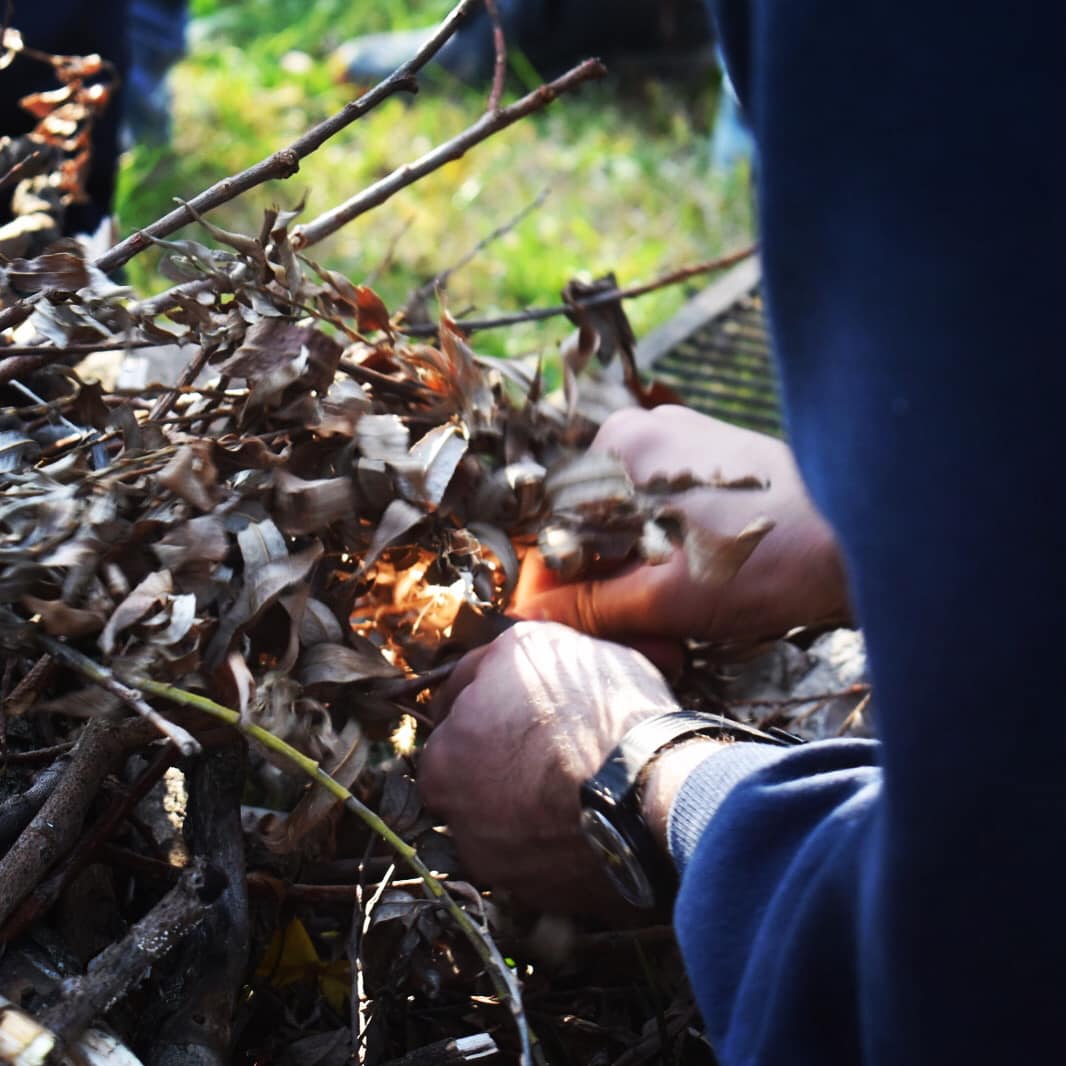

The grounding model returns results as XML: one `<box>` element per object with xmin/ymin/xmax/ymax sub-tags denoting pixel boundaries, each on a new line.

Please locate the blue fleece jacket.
<box><xmin>668</xmin><ymin>4</ymin><xmax>1066</xmax><ymax>1063</ymax></box>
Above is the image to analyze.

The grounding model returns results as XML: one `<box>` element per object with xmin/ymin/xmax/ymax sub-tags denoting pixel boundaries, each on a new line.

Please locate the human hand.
<box><xmin>418</xmin><ymin>621</ymin><xmax>681</xmax><ymax>911</ymax></box>
<box><xmin>517</xmin><ymin>406</ymin><xmax>851</xmax><ymax>648</ymax></box>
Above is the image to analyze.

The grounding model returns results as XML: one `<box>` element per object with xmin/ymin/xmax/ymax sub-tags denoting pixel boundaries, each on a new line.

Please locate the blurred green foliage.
<box><xmin>117</xmin><ymin>2</ymin><xmax>753</xmax><ymax>358</ymax></box>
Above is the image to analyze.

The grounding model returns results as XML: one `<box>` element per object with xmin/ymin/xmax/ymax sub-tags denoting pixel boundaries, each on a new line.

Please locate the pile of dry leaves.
<box><xmin>0</xmin><ymin>7</ymin><xmax>865</xmax><ymax>1066</ymax></box>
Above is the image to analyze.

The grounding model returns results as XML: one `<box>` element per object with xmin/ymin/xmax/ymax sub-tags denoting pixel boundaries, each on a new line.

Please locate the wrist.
<box><xmin>641</xmin><ymin>738</ymin><xmax>729</xmax><ymax>851</ymax></box>
<box><xmin>579</xmin><ymin>711</ymin><xmax>799</xmax><ymax>909</ymax></box>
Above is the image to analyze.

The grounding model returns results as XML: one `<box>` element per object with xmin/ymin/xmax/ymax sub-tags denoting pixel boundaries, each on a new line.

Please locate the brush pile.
<box><xmin>0</xmin><ymin>6</ymin><xmax>862</xmax><ymax>1065</ymax></box>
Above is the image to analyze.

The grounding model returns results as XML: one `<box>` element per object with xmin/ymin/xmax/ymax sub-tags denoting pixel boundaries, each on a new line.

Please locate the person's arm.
<box><xmin>666</xmin><ymin>2</ymin><xmax>1066</xmax><ymax>1063</ymax></box>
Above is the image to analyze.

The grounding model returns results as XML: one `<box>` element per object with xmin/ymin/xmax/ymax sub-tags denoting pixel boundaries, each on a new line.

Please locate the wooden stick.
<box><xmin>0</xmin><ymin>718</ymin><xmax>155</xmax><ymax>931</ymax></box>
<box><xmin>92</xmin><ymin>0</ymin><xmax>483</xmax><ymax>276</ymax></box>
<box><xmin>401</xmin><ymin>244</ymin><xmax>757</xmax><ymax>336</ymax></box>
<box><xmin>36</xmin><ymin>634</ymin><xmax>201</xmax><ymax>756</ymax></box>
<box><xmin>484</xmin><ymin>0</ymin><xmax>508</xmax><ymax>112</ymax></box>
<box><xmin>38</xmin><ymin>859</ymin><xmax>223</xmax><ymax>1048</ymax></box>
<box><xmin>294</xmin><ymin>58</ymin><xmax>607</xmax><ymax>250</ymax></box>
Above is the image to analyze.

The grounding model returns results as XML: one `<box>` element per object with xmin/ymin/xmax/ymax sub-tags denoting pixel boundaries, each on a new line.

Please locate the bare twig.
<box><xmin>0</xmin><ymin>717</ymin><xmax>155</xmax><ymax>931</ymax></box>
<box><xmin>92</xmin><ymin>0</ymin><xmax>483</xmax><ymax>276</ymax></box>
<box><xmin>2</xmin><ymin>652</ymin><xmax>54</xmax><ymax>717</ymax></box>
<box><xmin>0</xmin><ymin>740</ymin><xmax>75</xmax><ymax>764</ymax></box>
<box><xmin>372</xmin><ymin>661</ymin><xmax>460</xmax><ymax>700</ymax></box>
<box><xmin>835</xmin><ymin>689</ymin><xmax>873</xmax><ymax>736</ymax></box>
<box><xmin>0</xmin><ymin>740</ymin><xmax>175</xmax><ymax>942</ymax></box>
<box><xmin>401</xmin><ymin>243</ymin><xmax>757</xmax><ymax>336</ymax></box>
<box><xmin>294</xmin><ymin>58</ymin><xmax>607</xmax><ymax>250</ymax></box>
<box><xmin>0</xmin><ymin>754</ymin><xmax>70</xmax><ymax>850</ymax></box>
<box><xmin>406</xmin><ymin>188</ymin><xmax>549</xmax><ymax>315</ymax></box>
<box><xmin>38</xmin><ymin>859</ymin><xmax>223</xmax><ymax>1050</ymax></box>
<box><xmin>35</xmin><ymin>634</ymin><xmax>201</xmax><ymax>756</ymax></box>
<box><xmin>147</xmin><ymin>343</ymin><xmax>214</xmax><ymax>422</ymax></box>
<box><xmin>0</xmin><ymin>149</ymin><xmax>44</xmax><ymax>194</ymax></box>
<box><xmin>0</xmin><ymin>339</ymin><xmax>158</xmax><ymax>358</ymax></box>
<box><xmin>484</xmin><ymin>0</ymin><xmax>508</xmax><ymax>112</ymax></box>
<box><xmin>0</xmin><ymin>351</ymin><xmax>48</xmax><ymax>387</ymax></box>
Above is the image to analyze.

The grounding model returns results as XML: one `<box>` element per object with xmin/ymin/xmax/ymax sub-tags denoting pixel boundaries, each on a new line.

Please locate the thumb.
<box><xmin>515</xmin><ymin>567</ymin><xmax>659</xmax><ymax>642</ymax></box>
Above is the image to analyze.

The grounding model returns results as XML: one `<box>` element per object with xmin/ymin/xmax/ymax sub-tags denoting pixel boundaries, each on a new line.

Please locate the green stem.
<box><xmin>136</xmin><ymin>678</ymin><xmax>536</xmax><ymax>1066</ymax></box>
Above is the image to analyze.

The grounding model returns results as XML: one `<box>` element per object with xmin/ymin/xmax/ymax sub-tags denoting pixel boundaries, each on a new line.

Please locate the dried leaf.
<box><xmin>237</xmin><ymin>518</ymin><xmax>288</xmax><ymax>569</ymax></box>
<box><xmin>153</xmin><ymin>515</ymin><xmax>229</xmax><ymax>571</ymax></box>
<box><xmin>261</xmin><ymin>719</ymin><xmax>367</xmax><ymax>855</ymax></box>
<box><xmin>314</xmin><ymin>377</ymin><xmax>373</xmax><ymax>437</ymax></box>
<box><xmin>5</xmin><ymin>251</ymin><xmax>89</xmax><ymax>294</ymax></box>
<box><xmin>393</xmin><ymin>424</ymin><xmax>468</xmax><ymax>509</ymax></box>
<box><xmin>273</xmin><ymin>470</ymin><xmax>355</xmax><ymax>535</ymax></box>
<box><xmin>22</xmin><ymin>595</ymin><xmax>105</xmax><ymax>637</ymax></box>
<box><xmin>207</xmin><ymin>542</ymin><xmax>323</xmax><ymax>665</ymax></box>
<box><xmin>158</xmin><ymin>442</ymin><xmax>219</xmax><ymax>513</ymax></box>
<box><xmin>0</xmin><ymin>431</ymin><xmax>40</xmax><ymax>473</ymax></box>
<box><xmin>219</xmin><ymin>650</ymin><xmax>256</xmax><ymax>717</ymax></box>
<box><xmin>1</xmin><ymin>27</ymin><xmax>24</xmax><ymax>71</ymax></box>
<box><xmin>148</xmin><ymin>593</ymin><xmax>198</xmax><ymax>646</ymax></box>
<box><xmin>357</xmin><ymin>413</ymin><xmax>409</xmax><ymax>463</ymax></box>
<box><xmin>467</xmin><ymin>522</ymin><xmax>520</xmax><ymax>598</ymax></box>
<box><xmin>563</xmin><ymin>273</ymin><xmax>635</xmax><ymax>367</ymax></box>
<box><xmin>639</xmin><ymin>471</ymin><xmax>769</xmax><ymax>494</ymax></box>
<box><xmin>684</xmin><ymin>516</ymin><xmax>775</xmax><ymax>588</ymax></box>
<box><xmin>544</xmin><ymin>452</ymin><xmax>635</xmax><ymax>518</ymax></box>
<box><xmin>362</xmin><ymin>499</ymin><xmax>425</xmax><ymax>572</ymax></box>
<box><xmin>254</xmin><ymin>918</ymin><xmax>351</xmax><ymax>1016</ymax></box>
<box><xmin>218</xmin><ymin>319</ymin><xmax>310</xmax><ymax>413</ymax></box>
<box><xmin>99</xmin><ymin>570</ymin><xmax>174</xmax><ymax>655</ymax></box>
<box><xmin>298</xmin><ymin>639</ymin><xmax>402</xmax><ymax>689</ymax></box>
<box><xmin>353</xmin><ymin>285</ymin><xmax>391</xmax><ymax>336</ymax></box>
<box><xmin>298</xmin><ymin>598</ymin><xmax>344</xmax><ymax>647</ymax></box>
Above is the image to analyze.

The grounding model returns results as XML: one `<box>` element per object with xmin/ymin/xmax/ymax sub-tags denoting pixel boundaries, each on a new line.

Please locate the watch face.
<box><xmin>579</xmin><ymin>808</ymin><xmax>656</xmax><ymax>909</ymax></box>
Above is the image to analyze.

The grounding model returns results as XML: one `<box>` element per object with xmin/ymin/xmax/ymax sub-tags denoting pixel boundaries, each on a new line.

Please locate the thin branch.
<box><xmin>38</xmin><ymin>859</ymin><xmax>221</xmax><ymax>1049</ymax></box>
<box><xmin>0</xmin><ymin>338</ymin><xmax>159</xmax><ymax>357</ymax></box>
<box><xmin>0</xmin><ymin>717</ymin><xmax>156</xmax><ymax>930</ymax></box>
<box><xmin>407</xmin><ymin>187</ymin><xmax>549</xmax><ymax>313</ymax></box>
<box><xmin>0</xmin><ymin>351</ymin><xmax>47</xmax><ymax>386</ymax></box>
<box><xmin>733</xmin><ymin>683</ymin><xmax>870</xmax><ymax>710</ymax></box>
<box><xmin>36</xmin><ymin>633</ymin><xmax>201</xmax><ymax>756</ymax></box>
<box><xmin>135</xmin><ymin>676</ymin><xmax>535</xmax><ymax>1066</ymax></box>
<box><xmin>372</xmin><ymin>661</ymin><xmax>459</xmax><ymax>700</ymax></box>
<box><xmin>401</xmin><ymin>243</ymin><xmax>757</xmax><ymax>336</ymax></box>
<box><xmin>147</xmin><ymin>343</ymin><xmax>215</xmax><ymax>422</ymax></box>
<box><xmin>294</xmin><ymin>58</ymin><xmax>607</xmax><ymax>250</ymax></box>
<box><xmin>92</xmin><ymin>0</ymin><xmax>483</xmax><ymax>277</ymax></box>
<box><xmin>484</xmin><ymin>0</ymin><xmax>508</xmax><ymax>112</ymax></box>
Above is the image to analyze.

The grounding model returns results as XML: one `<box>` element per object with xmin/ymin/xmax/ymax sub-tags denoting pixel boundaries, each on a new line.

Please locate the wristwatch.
<box><xmin>579</xmin><ymin>710</ymin><xmax>800</xmax><ymax>909</ymax></box>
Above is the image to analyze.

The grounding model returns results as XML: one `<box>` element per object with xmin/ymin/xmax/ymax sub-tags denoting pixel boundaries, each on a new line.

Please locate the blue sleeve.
<box><xmin>673</xmin><ymin>3</ymin><xmax>1066</xmax><ymax>1063</ymax></box>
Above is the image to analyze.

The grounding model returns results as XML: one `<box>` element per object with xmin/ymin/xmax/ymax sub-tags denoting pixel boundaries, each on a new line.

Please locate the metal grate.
<box><xmin>636</xmin><ymin>257</ymin><xmax>783</xmax><ymax>437</ymax></box>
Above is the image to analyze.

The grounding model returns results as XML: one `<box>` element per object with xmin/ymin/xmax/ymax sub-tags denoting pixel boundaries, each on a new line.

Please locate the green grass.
<box><xmin>116</xmin><ymin>1</ymin><xmax>753</xmax><ymax>359</ymax></box>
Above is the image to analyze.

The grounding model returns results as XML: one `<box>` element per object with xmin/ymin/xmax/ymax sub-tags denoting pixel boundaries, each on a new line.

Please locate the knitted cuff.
<box><xmin>667</xmin><ymin>742</ymin><xmax>794</xmax><ymax>872</ymax></box>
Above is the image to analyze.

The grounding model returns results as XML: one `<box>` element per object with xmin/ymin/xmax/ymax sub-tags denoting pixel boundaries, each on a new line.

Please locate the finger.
<box><xmin>429</xmin><ymin>642</ymin><xmax>494</xmax><ymax>723</ymax></box>
<box><xmin>518</xmin><ymin>564</ymin><xmax>672</xmax><ymax>641</ymax></box>
<box><xmin>513</xmin><ymin>549</ymin><xmax>562</xmax><ymax>608</ymax></box>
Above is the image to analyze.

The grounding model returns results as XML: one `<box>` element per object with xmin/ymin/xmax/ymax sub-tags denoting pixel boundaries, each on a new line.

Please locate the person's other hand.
<box><xmin>418</xmin><ymin>621</ymin><xmax>680</xmax><ymax>910</ymax></box>
<box><xmin>517</xmin><ymin>407</ymin><xmax>850</xmax><ymax>647</ymax></box>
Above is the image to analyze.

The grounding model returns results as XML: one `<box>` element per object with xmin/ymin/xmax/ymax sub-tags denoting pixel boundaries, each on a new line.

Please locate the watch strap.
<box><xmin>580</xmin><ymin>710</ymin><xmax>799</xmax><ymax>909</ymax></box>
